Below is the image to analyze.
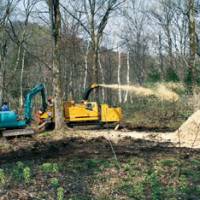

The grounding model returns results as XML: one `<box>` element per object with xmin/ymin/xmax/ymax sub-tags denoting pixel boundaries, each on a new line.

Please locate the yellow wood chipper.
<box><xmin>38</xmin><ymin>84</ymin><xmax>122</xmax><ymax>128</ymax></box>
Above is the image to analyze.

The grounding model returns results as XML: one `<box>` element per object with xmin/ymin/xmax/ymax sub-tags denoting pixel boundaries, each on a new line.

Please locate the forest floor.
<box><xmin>1</xmin><ymin>126</ymin><xmax>200</xmax><ymax>199</ymax></box>
<box><xmin>1</xmin><ymin>84</ymin><xmax>198</xmax><ymax>199</ymax></box>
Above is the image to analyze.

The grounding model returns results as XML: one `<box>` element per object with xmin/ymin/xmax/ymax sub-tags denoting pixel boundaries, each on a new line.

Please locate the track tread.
<box><xmin>2</xmin><ymin>129</ymin><xmax>35</xmax><ymax>137</ymax></box>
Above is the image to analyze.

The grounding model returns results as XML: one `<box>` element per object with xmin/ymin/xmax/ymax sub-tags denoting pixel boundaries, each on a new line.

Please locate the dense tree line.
<box><xmin>0</xmin><ymin>0</ymin><xmax>200</xmax><ymax>128</ymax></box>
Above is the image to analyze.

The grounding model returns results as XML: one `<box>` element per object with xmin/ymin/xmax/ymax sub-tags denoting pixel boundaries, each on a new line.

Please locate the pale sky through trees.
<box><xmin>1</xmin><ymin>0</ymin><xmax>200</xmax><ymax>110</ymax></box>
<box><xmin>9</xmin><ymin>0</ymin><xmax>193</xmax><ymax>55</ymax></box>
<box><xmin>14</xmin><ymin>0</ymin><xmax>156</xmax><ymax>52</ymax></box>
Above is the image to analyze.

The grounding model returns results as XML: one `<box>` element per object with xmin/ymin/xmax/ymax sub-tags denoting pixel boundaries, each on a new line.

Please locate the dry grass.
<box><xmin>188</xmin><ymin>87</ymin><xmax>200</xmax><ymax>112</ymax></box>
<box><xmin>154</xmin><ymin>84</ymin><xmax>179</xmax><ymax>102</ymax></box>
<box><xmin>158</xmin><ymin>82</ymin><xmax>184</xmax><ymax>91</ymax></box>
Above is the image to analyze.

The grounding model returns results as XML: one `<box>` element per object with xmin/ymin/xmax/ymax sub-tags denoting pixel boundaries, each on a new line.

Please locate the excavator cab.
<box><xmin>0</xmin><ymin>111</ymin><xmax>26</xmax><ymax>129</ymax></box>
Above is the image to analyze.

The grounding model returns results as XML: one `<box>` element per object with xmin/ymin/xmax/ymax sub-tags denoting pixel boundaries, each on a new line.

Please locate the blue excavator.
<box><xmin>0</xmin><ymin>83</ymin><xmax>48</xmax><ymax>137</ymax></box>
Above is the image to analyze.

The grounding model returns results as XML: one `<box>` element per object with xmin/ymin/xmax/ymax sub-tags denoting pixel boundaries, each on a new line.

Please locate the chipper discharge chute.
<box><xmin>0</xmin><ymin>83</ymin><xmax>48</xmax><ymax>137</ymax></box>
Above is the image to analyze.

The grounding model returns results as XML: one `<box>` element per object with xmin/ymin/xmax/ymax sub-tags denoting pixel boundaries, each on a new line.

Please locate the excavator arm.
<box><xmin>24</xmin><ymin>83</ymin><xmax>48</xmax><ymax>123</ymax></box>
<box><xmin>1</xmin><ymin>83</ymin><xmax>48</xmax><ymax>137</ymax></box>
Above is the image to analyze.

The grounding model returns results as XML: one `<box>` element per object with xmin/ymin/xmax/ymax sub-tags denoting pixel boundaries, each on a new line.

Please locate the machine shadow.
<box><xmin>1</xmin><ymin>135</ymin><xmax>199</xmax><ymax>165</ymax></box>
<box><xmin>1</xmin><ymin>135</ymin><xmax>200</xmax><ymax>198</ymax></box>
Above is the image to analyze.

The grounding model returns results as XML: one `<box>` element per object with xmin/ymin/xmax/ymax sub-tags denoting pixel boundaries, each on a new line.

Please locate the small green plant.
<box><xmin>118</xmin><ymin>181</ymin><xmax>145</xmax><ymax>199</ymax></box>
<box><xmin>57</xmin><ymin>187</ymin><xmax>64</xmax><ymax>200</ymax></box>
<box><xmin>41</xmin><ymin>163</ymin><xmax>52</xmax><ymax>173</ymax></box>
<box><xmin>0</xmin><ymin>169</ymin><xmax>6</xmax><ymax>186</ymax></box>
<box><xmin>12</xmin><ymin>161</ymin><xmax>24</xmax><ymax>181</ymax></box>
<box><xmin>147</xmin><ymin>171</ymin><xmax>163</xmax><ymax>200</ymax></box>
<box><xmin>17</xmin><ymin>161</ymin><xmax>24</xmax><ymax>168</ymax></box>
<box><xmin>147</xmin><ymin>69</ymin><xmax>161</xmax><ymax>83</ymax></box>
<box><xmin>23</xmin><ymin>167</ymin><xmax>31</xmax><ymax>184</ymax></box>
<box><xmin>41</xmin><ymin>163</ymin><xmax>59</xmax><ymax>173</ymax></box>
<box><xmin>179</xmin><ymin>175</ymin><xmax>188</xmax><ymax>193</ymax></box>
<box><xmin>159</xmin><ymin>159</ymin><xmax>177</xmax><ymax>167</ymax></box>
<box><xmin>165</xmin><ymin>68</ymin><xmax>179</xmax><ymax>82</ymax></box>
<box><xmin>123</xmin><ymin>163</ymin><xmax>131</xmax><ymax>172</ymax></box>
<box><xmin>50</xmin><ymin>177</ymin><xmax>59</xmax><ymax>188</ymax></box>
<box><xmin>132</xmin><ymin>182</ymin><xmax>145</xmax><ymax>199</ymax></box>
<box><xmin>52</xmin><ymin>163</ymin><xmax>59</xmax><ymax>173</ymax></box>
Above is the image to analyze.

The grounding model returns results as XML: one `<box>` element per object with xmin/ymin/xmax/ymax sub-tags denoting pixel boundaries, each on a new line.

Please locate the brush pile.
<box><xmin>174</xmin><ymin>110</ymin><xmax>200</xmax><ymax>148</ymax></box>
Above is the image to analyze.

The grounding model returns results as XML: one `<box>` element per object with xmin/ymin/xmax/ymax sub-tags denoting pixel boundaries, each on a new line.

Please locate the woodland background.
<box><xmin>0</xmin><ymin>0</ymin><xmax>199</xmax><ymax>109</ymax></box>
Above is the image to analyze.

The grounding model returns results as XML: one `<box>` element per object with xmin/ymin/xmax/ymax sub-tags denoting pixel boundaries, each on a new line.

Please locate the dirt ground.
<box><xmin>0</xmin><ymin>128</ymin><xmax>199</xmax><ymax>165</ymax></box>
<box><xmin>1</xmin><ymin>109</ymin><xmax>200</xmax><ymax>199</ymax></box>
<box><xmin>1</xmin><ymin>128</ymin><xmax>200</xmax><ymax>199</ymax></box>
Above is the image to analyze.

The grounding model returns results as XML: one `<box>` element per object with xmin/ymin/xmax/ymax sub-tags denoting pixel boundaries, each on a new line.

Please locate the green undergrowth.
<box><xmin>1</xmin><ymin>153</ymin><xmax>200</xmax><ymax>199</ymax></box>
<box><xmin>123</xmin><ymin>96</ymin><xmax>193</xmax><ymax>131</ymax></box>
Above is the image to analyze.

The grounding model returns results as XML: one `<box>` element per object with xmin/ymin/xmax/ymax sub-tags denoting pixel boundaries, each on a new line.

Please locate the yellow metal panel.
<box><xmin>38</xmin><ymin>101</ymin><xmax>122</xmax><ymax>124</ymax></box>
<box><xmin>101</xmin><ymin>104</ymin><xmax>122</xmax><ymax>122</ymax></box>
<box><xmin>64</xmin><ymin>101</ymin><xmax>99</xmax><ymax>122</ymax></box>
<box><xmin>40</xmin><ymin>112</ymin><xmax>49</xmax><ymax>119</ymax></box>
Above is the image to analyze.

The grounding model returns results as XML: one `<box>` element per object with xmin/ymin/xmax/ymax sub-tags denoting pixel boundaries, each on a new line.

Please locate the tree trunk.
<box><xmin>117</xmin><ymin>49</ymin><xmax>122</xmax><ymax>103</ymax></box>
<box><xmin>69</xmin><ymin>68</ymin><xmax>73</xmax><ymax>99</ymax></box>
<box><xmin>84</xmin><ymin>40</ymin><xmax>90</xmax><ymax>90</ymax></box>
<box><xmin>98</xmin><ymin>52</ymin><xmax>105</xmax><ymax>102</ymax></box>
<box><xmin>188</xmin><ymin>0</ymin><xmax>196</xmax><ymax>86</ymax></box>
<box><xmin>124</xmin><ymin>51</ymin><xmax>130</xmax><ymax>103</ymax></box>
<box><xmin>0</xmin><ymin>51</ymin><xmax>3</xmax><ymax>105</ymax></box>
<box><xmin>166</xmin><ymin>25</ymin><xmax>173</xmax><ymax>68</ymax></box>
<box><xmin>158</xmin><ymin>33</ymin><xmax>164</xmax><ymax>79</ymax></box>
<box><xmin>53</xmin><ymin>44</ymin><xmax>64</xmax><ymax>130</ymax></box>
<box><xmin>0</xmin><ymin>69</ymin><xmax>4</xmax><ymax>106</ymax></box>
<box><xmin>0</xmin><ymin>39</ymin><xmax>7</xmax><ymax>106</ymax></box>
<box><xmin>91</xmin><ymin>38</ymin><xmax>99</xmax><ymax>101</ymax></box>
<box><xmin>48</xmin><ymin>0</ymin><xmax>64</xmax><ymax>130</ymax></box>
<box><xmin>19</xmin><ymin>49</ymin><xmax>26</xmax><ymax>108</ymax></box>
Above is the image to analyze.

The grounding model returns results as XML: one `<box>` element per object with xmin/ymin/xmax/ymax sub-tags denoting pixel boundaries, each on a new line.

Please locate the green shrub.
<box><xmin>17</xmin><ymin>161</ymin><xmax>24</xmax><ymax>169</ymax></box>
<box><xmin>184</xmin><ymin>69</ymin><xmax>193</xmax><ymax>87</ymax></box>
<box><xmin>41</xmin><ymin>163</ymin><xmax>59</xmax><ymax>173</ymax></box>
<box><xmin>159</xmin><ymin>159</ymin><xmax>178</xmax><ymax>167</ymax></box>
<box><xmin>147</xmin><ymin>171</ymin><xmax>163</xmax><ymax>200</ymax></box>
<box><xmin>165</xmin><ymin>68</ymin><xmax>179</xmax><ymax>82</ymax></box>
<box><xmin>119</xmin><ymin>182</ymin><xmax>145</xmax><ymax>199</ymax></box>
<box><xmin>133</xmin><ymin>182</ymin><xmax>145</xmax><ymax>199</ymax></box>
<box><xmin>12</xmin><ymin>161</ymin><xmax>24</xmax><ymax>181</ymax></box>
<box><xmin>50</xmin><ymin>177</ymin><xmax>59</xmax><ymax>189</ymax></box>
<box><xmin>147</xmin><ymin>69</ymin><xmax>161</xmax><ymax>83</ymax></box>
<box><xmin>23</xmin><ymin>167</ymin><xmax>31</xmax><ymax>184</ymax></box>
<box><xmin>52</xmin><ymin>163</ymin><xmax>59</xmax><ymax>173</ymax></box>
<box><xmin>0</xmin><ymin>169</ymin><xmax>6</xmax><ymax>186</ymax></box>
<box><xmin>179</xmin><ymin>175</ymin><xmax>188</xmax><ymax>193</ymax></box>
<box><xmin>57</xmin><ymin>187</ymin><xmax>64</xmax><ymax>200</ymax></box>
<box><xmin>183</xmin><ymin>68</ymin><xmax>200</xmax><ymax>88</ymax></box>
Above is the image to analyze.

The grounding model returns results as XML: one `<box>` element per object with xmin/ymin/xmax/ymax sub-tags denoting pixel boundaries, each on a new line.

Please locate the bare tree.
<box><xmin>117</xmin><ymin>47</ymin><xmax>122</xmax><ymax>103</ymax></box>
<box><xmin>0</xmin><ymin>0</ymin><xmax>14</xmax><ymax>105</ymax></box>
<box><xmin>122</xmin><ymin>0</ymin><xmax>149</xmax><ymax>84</ymax></box>
<box><xmin>62</xmin><ymin>0</ymin><xmax>124</xmax><ymax>99</ymax></box>
<box><xmin>84</xmin><ymin>40</ymin><xmax>90</xmax><ymax>90</ymax></box>
<box><xmin>124</xmin><ymin>51</ymin><xmax>130</xmax><ymax>102</ymax></box>
<box><xmin>48</xmin><ymin>0</ymin><xmax>64</xmax><ymax>130</ymax></box>
<box><xmin>150</xmin><ymin>0</ymin><xmax>175</xmax><ymax>74</ymax></box>
<box><xmin>18</xmin><ymin>0</ymin><xmax>36</xmax><ymax>107</ymax></box>
<box><xmin>187</xmin><ymin>0</ymin><xmax>197</xmax><ymax>86</ymax></box>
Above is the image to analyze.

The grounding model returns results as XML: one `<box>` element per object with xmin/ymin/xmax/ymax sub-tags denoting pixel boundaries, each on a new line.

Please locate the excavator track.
<box><xmin>2</xmin><ymin>128</ymin><xmax>35</xmax><ymax>137</ymax></box>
